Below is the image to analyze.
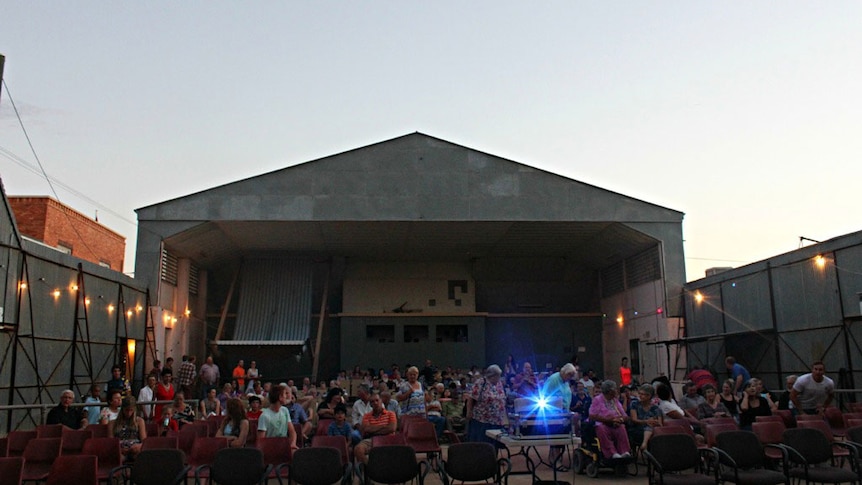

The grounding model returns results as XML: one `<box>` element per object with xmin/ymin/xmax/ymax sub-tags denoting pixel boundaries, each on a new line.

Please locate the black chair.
<box><xmin>442</xmin><ymin>442</ymin><xmax>511</xmax><ymax>485</ymax></box>
<box><xmin>360</xmin><ymin>445</ymin><xmax>429</xmax><ymax>485</ymax></box>
<box><xmin>110</xmin><ymin>448</ymin><xmax>190</xmax><ymax>485</ymax></box>
<box><xmin>782</xmin><ymin>427</ymin><xmax>860</xmax><ymax>485</ymax></box>
<box><xmin>290</xmin><ymin>447</ymin><xmax>347</xmax><ymax>485</ymax></box>
<box><xmin>642</xmin><ymin>433</ymin><xmax>719</xmax><ymax>485</ymax></box>
<box><xmin>713</xmin><ymin>430</ymin><xmax>789</xmax><ymax>485</ymax></box>
<box><xmin>195</xmin><ymin>447</ymin><xmax>271</xmax><ymax>485</ymax></box>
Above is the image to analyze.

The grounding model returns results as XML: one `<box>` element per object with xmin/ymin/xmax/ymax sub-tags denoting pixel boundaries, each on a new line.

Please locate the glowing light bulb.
<box><xmin>126</xmin><ymin>310</ymin><xmax>133</xmax><ymax>318</ymax></box>
<box><xmin>19</xmin><ymin>282</ymin><xmax>27</xmax><ymax>290</ymax></box>
<box><xmin>107</xmin><ymin>304</ymin><xmax>115</xmax><ymax>313</ymax></box>
<box><xmin>85</xmin><ymin>297</ymin><xmax>91</xmax><ymax>306</ymax></box>
<box><xmin>53</xmin><ymin>289</ymin><xmax>61</xmax><ymax>298</ymax></box>
<box><xmin>694</xmin><ymin>292</ymin><xmax>704</xmax><ymax>303</ymax></box>
<box><xmin>70</xmin><ymin>284</ymin><xmax>79</xmax><ymax>292</ymax></box>
<box><xmin>815</xmin><ymin>255</ymin><xmax>826</xmax><ymax>269</ymax></box>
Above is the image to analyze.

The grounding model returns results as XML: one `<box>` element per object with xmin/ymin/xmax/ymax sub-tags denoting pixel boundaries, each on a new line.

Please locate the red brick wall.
<box><xmin>9</xmin><ymin>197</ymin><xmax>126</xmax><ymax>270</ymax></box>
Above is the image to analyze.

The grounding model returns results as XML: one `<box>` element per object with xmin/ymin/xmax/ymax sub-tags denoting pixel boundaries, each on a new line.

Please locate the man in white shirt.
<box><xmin>137</xmin><ymin>374</ymin><xmax>157</xmax><ymax>421</ymax></box>
<box><xmin>351</xmin><ymin>384</ymin><xmax>373</xmax><ymax>428</ymax></box>
<box><xmin>790</xmin><ymin>361</ymin><xmax>834</xmax><ymax>415</ymax></box>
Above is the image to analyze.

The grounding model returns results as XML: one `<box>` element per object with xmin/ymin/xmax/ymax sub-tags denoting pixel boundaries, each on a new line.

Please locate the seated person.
<box><xmin>353</xmin><ymin>393</ymin><xmax>397</xmax><ymax>464</ymax></box>
<box><xmin>588</xmin><ymin>380</ymin><xmax>631</xmax><ymax>460</ymax></box>
<box><xmin>696</xmin><ymin>384</ymin><xmax>730</xmax><ymax>420</ymax></box>
<box><xmin>317</xmin><ymin>387</ymin><xmax>345</xmax><ymax>420</ymax></box>
<box><xmin>246</xmin><ymin>395</ymin><xmax>263</xmax><ymax>420</ymax></box>
<box><xmin>570</xmin><ymin>381</ymin><xmax>592</xmax><ymax>421</ymax></box>
<box><xmin>216</xmin><ymin>398</ymin><xmax>250</xmax><ymax>447</ymax></box>
<box><xmin>440</xmin><ymin>386</ymin><xmax>466</xmax><ymax>433</ymax></box>
<box><xmin>286</xmin><ymin>389</ymin><xmax>313</xmax><ymax>441</ymax></box>
<box><xmin>677</xmin><ymin>382</ymin><xmax>706</xmax><ymax>416</ymax></box>
<box><xmin>47</xmin><ymin>389</ymin><xmax>87</xmax><ymax>429</ymax></box>
<box><xmin>628</xmin><ymin>384</ymin><xmax>662</xmax><ymax>455</ymax></box>
<box><xmin>327</xmin><ymin>403</ymin><xmax>361</xmax><ymax>446</ymax></box>
<box><xmin>425</xmin><ymin>384</ymin><xmax>446</xmax><ymax>438</ymax></box>
<box><xmin>110</xmin><ymin>397</ymin><xmax>146</xmax><ymax>460</ymax></box>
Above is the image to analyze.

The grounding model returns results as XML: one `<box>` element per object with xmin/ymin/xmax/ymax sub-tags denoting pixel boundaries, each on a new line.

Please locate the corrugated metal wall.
<box><xmin>232</xmin><ymin>258</ymin><xmax>312</xmax><ymax>343</ymax></box>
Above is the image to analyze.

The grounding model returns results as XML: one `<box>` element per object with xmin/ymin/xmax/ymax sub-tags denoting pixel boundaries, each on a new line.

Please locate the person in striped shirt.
<box><xmin>353</xmin><ymin>392</ymin><xmax>397</xmax><ymax>464</ymax></box>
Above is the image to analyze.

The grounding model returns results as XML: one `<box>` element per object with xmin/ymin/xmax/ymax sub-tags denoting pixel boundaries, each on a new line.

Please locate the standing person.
<box><xmin>353</xmin><ymin>392</ymin><xmax>398</xmax><ymax>464</ymax></box>
<box><xmin>246</xmin><ymin>361</ymin><xmax>261</xmax><ymax>391</ymax></box>
<box><xmin>589</xmin><ymin>380</ymin><xmax>632</xmax><ymax>460</ymax></box>
<box><xmin>47</xmin><ymin>389</ymin><xmax>87</xmax><ymax>429</ymax></box>
<box><xmin>177</xmin><ymin>355</ymin><xmax>197</xmax><ymax>398</ymax></box>
<box><xmin>164</xmin><ymin>357</ymin><xmax>174</xmax><ymax>375</ymax></box>
<box><xmin>232</xmin><ymin>360</ymin><xmax>246</xmax><ymax>392</ymax></box>
<box><xmin>541</xmin><ymin>363</ymin><xmax>578</xmax><ymax>411</ymax></box>
<box><xmin>257</xmin><ymin>384</ymin><xmax>298</xmax><ymax>450</ymax></box>
<box><xmin>397</xmin><ymin>366</ymin><xmax>426</xmax><ymax>416</ymax></box>
<box><xmin>110</xmin><ymin>397</ymin><xmax>146</xmax><ymax>461</ymax></box>
<box><xmin>148</xmin><ymin>360</ymin><xmax>162</xmax><ymax>379</ymax></box>
<box><xmin>137</xmin><ymin>375</ymin><xmax>158</xmax><ymax>421</ymax></box>
<box><xmin>106</xmin><ymin>365</ymin><xmax>131</xmax><ymax>397</ymax></box>
<box><xmin>725</xmin><ymin>356</ymin><xmax>751</xmax><ymax>397</ymax></box>
<box><xmin>216</xmin><ymin>398</ymin><xmax>250</xmax><ymax>447</ymax></box>
<box><xmin>465</xmin><ymin>364</ymin><xmax>507</xmax><ymax>444</ymax></box>
<box><xmin>620</xmin><ymin>357</ymin><xmax>632</xmax><ymax>387</ymax></box>
<box><xmin>154</xmin><ymin>368</ymin><xmax>175</xmax><ymax>419</ymax></box>
<box><xmin>84</xmin><ymin>384</ymin><xmax>103</xmax><ymax>426</ymax></box>
<box><xmin>199</xmin><ymin>356</ymin><xmax>220</xmax><ymax>396</ymax></box>
<box><xmin>738</xmin><ymin>379</ymin><xmax>771</xmax><ymax>430</ymax></box>
<box><xmin>790</xmin><ymin>361</ymin><xmax>834</xmax><ymax>415</ymax></box>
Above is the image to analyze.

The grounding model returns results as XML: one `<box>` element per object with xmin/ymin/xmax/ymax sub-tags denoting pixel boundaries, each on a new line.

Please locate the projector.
<box><xmin>508</xmin><ymin>397</ymin><xmax>573</xmax><ymax>438</ymax></box>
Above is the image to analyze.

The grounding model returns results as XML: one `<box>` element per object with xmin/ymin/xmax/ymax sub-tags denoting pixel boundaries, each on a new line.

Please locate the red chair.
<box><xmin>850</xmin><ymin>402</ymin><xmax>862</xmax><ymax>413</ymax></box>
<box><xmin>825</xmin><ymin>407</ymin><xmax>846</xmax><ymax>437</ymax></box>
<box><xmin>36</xmin><ymin>424</ymin><xmax>64</xmax><ymax>439</ymax></box>
<box><xmin>652</xmin><ymin>425</ymin><xmax>690</xmax><ymax>438</ymax></box>
<box><xmin>86</xmin><ymin>424</ymin><xmax>109</xmax><ymax>438</ymax></box>
<box><xmin>699</xmin><ymin>416</ymin><xmax>736</xmax><ymax>427</ymax></box>
<box><xmin>206</xmin><ymin>415</ymin><xmax>222</xmax><ymax>437</ymax></box>
<box><xmin>185</xmin><ymin>437</ymin><xmax>229</xmax><ymax>483</ymax></box>
<box><xmin>371</xmin><ymin>433</ymin><xmax>407</xmax><ymax>446</ymax></box>
<box><xmin>755</xmin><ymin>415</ymin><xmax>783</xmax><ymax>424</ymax></box>
<box><xmin>246</xmin><ymin>419</ymin><xmax>258</xmax><ymax>446</ymax></box>
<box><xmin>0</xmin><ymin>438</ymin><xmax>6</xmax><ymax>458</ymax></box>
<box><xmin>46</xmin><ymin>454</ymin><xmax>97</xmax><ymax>485</ymax></box>
<box><xmin>0</xmin><ymin>456</ymin><xmax>24</xmax><ymax>485</ymax></box>
<box><xmin>60</xmin><ymin>427</ymin><xmax>93</xmax><ymax>455</ymax></box>
<box><xmin>795</xmin><ymin>413</ymin><xmax>824</xmax><ymax>422</ymax></box>
<box><xmin>145</xmin><ymin>421</ymin><xmax>159</xmax><ymax>438</ymax></box>
<box><xmin>798</xmin><ymin>419</ymin><xmax>851</xmax><ymax>463</ymax></box>
<box><xmin>6</xmin><ymin>430</ymin><xmax>36</xmax><ymax>457</ymax></box>
<box><xmin>177</xmin><ymin>421</ymin><xmax>208</xmax><ymax>455</ymax></box>
<box><xmin>773</xmin><ymin>409</ymin><xmax>795</xmax><ymax>429</ymax></box>
<box><xmin>257</xmin><ymin>436</ymin><xmax>294</xmax><ymax>484</ymax></box>
<box><xmin>843</xmin><ymin>412</ymin><xmax>862</xmax><ymax>429</ymax></box>
<box><xmin>405</xmin><ymin>420</ymin><xmax>442</xmax><ymax>470</ymax></box>
<box><xmin>847</xmin><ymin>418</ymin><xmax>862</xmax><ymax>429</ymax></box>
<box><xmin>141</xmin><ymin>436</ymin><xmax>179</xmax><ymax>450</ymax></box>
<box><xmin>315</xmin><ymin>418</ymin><xmax>334</xmax><ymax>436</ymax></box>
<box><xmin>400</xmin><ymin>415</ymin><xmax>425</xmax><ymax>435</ymax></box>
<box><xmin>705</xmin><ymin>422</ymin><xmax>738</xmax><ymax>448</ymax></box>
<box><xmin>21</xmin><ymin>438</ymin><xmax>61</xmax><ymax>483</ymax></box>
<box><xmin>751</xmin><ymin>421</ymin><xmax>786</xmax><ymax>463</ymax></box>
<box><xmin>81</xmin><ymin>437</ymin><xmax>122</xmax><ymax>483</ymax></box>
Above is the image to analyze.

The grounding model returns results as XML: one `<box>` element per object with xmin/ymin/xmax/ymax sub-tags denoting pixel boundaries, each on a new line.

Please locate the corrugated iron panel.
<box><xmin>233</xmin><ymin>258</ymin><xmax>312</xmax><ymax>343</ymax></box>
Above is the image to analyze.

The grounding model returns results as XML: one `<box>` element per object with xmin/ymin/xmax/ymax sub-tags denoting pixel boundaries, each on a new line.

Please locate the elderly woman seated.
<box><xmin>588</xmin><ymin>380</ymin><xmax>632</xmax><ymax>459</ymax></box>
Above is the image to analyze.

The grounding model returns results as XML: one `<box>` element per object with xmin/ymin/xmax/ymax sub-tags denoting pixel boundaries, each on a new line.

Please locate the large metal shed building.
<box><xmin>134</xmin><ymin>133</ymin><xmax>686</xmax><ymax>382</ymax></box>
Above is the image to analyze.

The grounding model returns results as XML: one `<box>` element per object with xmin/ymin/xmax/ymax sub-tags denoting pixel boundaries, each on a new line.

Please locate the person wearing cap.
<box><xmin>465</xmin><ymin>364</ymin><xmax>507</xmax><ymax>444</ymax></box>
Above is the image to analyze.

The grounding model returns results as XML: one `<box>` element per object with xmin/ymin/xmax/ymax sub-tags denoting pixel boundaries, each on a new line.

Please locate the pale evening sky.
<box><xmin>1</xmin><ymin>2</ymin><xmax>860</xmax><ymax>285</ymax></box>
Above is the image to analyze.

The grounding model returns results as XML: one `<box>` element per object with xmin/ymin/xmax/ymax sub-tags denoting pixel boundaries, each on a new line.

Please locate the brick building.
<box><xmin>8</xmin><ymin>196</ymin><xmax>125</xmax><ymax>270</ymax></box>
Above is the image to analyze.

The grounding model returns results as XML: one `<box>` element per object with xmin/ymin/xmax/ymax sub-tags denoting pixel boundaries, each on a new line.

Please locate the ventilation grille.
<box><xmin>160</xmin><ymin>249</ymin><xmax>178</xmax><ymax>286</ymax></box>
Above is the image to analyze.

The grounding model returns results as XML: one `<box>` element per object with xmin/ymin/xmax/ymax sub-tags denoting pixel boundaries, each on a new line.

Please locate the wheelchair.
<box><xmin>574</xmin><ymin>421</ymin><xmax>638</xmax><ymax>478</ymax></box>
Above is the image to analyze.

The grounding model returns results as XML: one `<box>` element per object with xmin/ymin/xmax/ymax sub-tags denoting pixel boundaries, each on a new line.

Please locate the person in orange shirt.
<box><xmin>619</xmin><ymin>357</ymin><xmax>632</xmax><ymax>387</ymax></box>
<box><xmin>232</xmin><ymin>360</ymin><xmax>246</xmax><ymax>391</ymax></box>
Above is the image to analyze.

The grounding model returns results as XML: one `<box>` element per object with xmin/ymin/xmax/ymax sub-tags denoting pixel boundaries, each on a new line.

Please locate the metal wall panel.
<box><xmin>836</xmin><ymin>245</ymin><xmax>862</xmax><ymax>318</ymax></box>
<box><xmin>772</xmin><ymin>261</ymin><xmax>842</xmax><ymax>331</ymax></box>
<box><xmin>722</xmin><ymin>272</ymin><xmax>773</xmax><ymax>334</ymax></box>
<box><xmin>686</xmin><ymin>285</ymin><xmax>724</xmax><ymax>337</ymax></box>
<box><xmin>233</xmin><ymin>258</ymin><xmax>312</xmax><ymax>343</ymax></box>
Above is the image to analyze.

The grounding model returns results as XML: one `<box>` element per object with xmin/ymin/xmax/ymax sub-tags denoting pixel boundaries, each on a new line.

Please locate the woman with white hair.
<box><xmin>540</xmin><ymin>363</ymin><xmax>578</xmax><ymax>410</ymax></box>
<box><xmin>465</xmin><ymin>364</ymin><xmax>507</xmax><ymax>444</ymax></box>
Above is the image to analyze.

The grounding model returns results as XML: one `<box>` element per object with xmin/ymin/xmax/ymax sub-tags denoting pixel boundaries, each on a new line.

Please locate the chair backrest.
<box><xmin>843</xmin><ymin>413</ymin><xmax>862</xmax><ymax>428</ymax></box>
<box><xmin>663</xmin><ymin>418</ymin><xmax>694</xmax><ymax>434</ymax></box>
<box><xmin>705</xmin><ymin>423</ymin><xmax>738</xmax><ymax>448</ymax></box>
<box><xmin>290</xmin><ymin>447</ymin><xmax>344</xmax><ymax>485</ymax></box>
<box><xmin>798</xmin><ymin>419</ymin><xmax>835</xmax><ymax>441</ymax></box>
<box><xmin>23</xmin><ymin>438</ymin><xmax>62</xmax><ymax>464</ymax></box>
<box><xmin>405</xmin><ymin>420</ymin><xmax>439</xmax><ymax>452</ymax></box>
<box><xmin>795</xmin><ymin>413</ymin><xmax>824</xmax><ymax>422</ymax></box>
<box><xmin>755</xmin><ymin>415</ymin><xmax>783</xmax><ymax>424</ymax></box>
<box><xmin>314</xmin><ymin>418</ymin><xmax>334</xmax><ymax>436</ymax></box>
<box><xmin>646</xmin><ymin>434</ymin><xmax>702</xmax><ymax>473</ymax></box>
<box><xmin>444</xmin><ymin>442</ymin><xmax>499</xmax><ymax>482</ymax></box>
<box><xmin>773</xmin><ymin>409</ymin><xmax>795</xmax><ymax>428</ymax></box>
<box><xmin>46</xmin><ymin>455</ymin><xmax>97</xmax><ymax>485</ymax></box>
<box><xmin>36</xmin><ymin>424</ymin><xmax>64</xmax><ymax>439</ymax></box>
<box><xmin>400</xmin><ymin>415</ymin><xmax>425</xmax><ymax>434</ymax></box>
<box><xmin>824</xmin><ymin>407</ymin><xmax>844</xmax><ymax>429</ymax></box>
<box><xmin>130</xmin><ymin>449</ymin><xmax>189</xmax><ymax>485</ymax></box>
<box><xmin>187</xmin><ymin>437</ymin><xmax>229</xmax><ymax>467</ymax></box>
<box><xmin>81</xmin><ymin>437</ymin><xmax>122</xmax><ymax>471</ymax></box>
<box><xmin>700</xmin><ymin>416</ymin><xmax>736</xmax><ymax>427</ymax></box>
<box><xmin>141</xmin><ymin>436</ymin><xmax>179</xmax><ymax>450</ymax></box>
<box><xmin>652</xmin><ymin>425</ymin><xmax>690</xmax><ymax>438</ymax></box>
<box><xmin>847</xmin><ymin>425</ymin><xmax>862</xmax><ymax>445</ymax></box>
<box><xmin>257</xmin><ymin>436</ymin><xmax>293</xmax><ymax>467</ymax></box>
<box><xmin>210</xmin><ymin>447</ymin><xmax>268</xmax><ymax>485</ymax></box>
<box><xmin>848</xmin><ymin>419</ymin><xmax>862</xmax><ymax>429</ymax></box>
<box><xmin>366</xmin><ymin>445</ymin><xmax>421</xmax><ymax>484</ymax></box>
<box><xmin>206</xmin><ymin>415</ymin><xmax>222</xmax><ymax>437</ymax></box>
<box><xmin>145</xmin><ymin>421</ymin><xmax>159</xmax><ymax>438</ymax></box>
<box><xmin>6</xmin><ymin>431</ymin><xmax>37</xmax><ymax>457</ymax></box>
<box><xmin>177</xmin><ymin>421</ymin><xmax>208</xmax><ymax>454</ymax></box>
<box><xmin>0</xmin><ymin>457</ymin><xmax>24</xmax><ymax>485</ymax></box>
<box><xmin>86</xmin><ymin>424</ymin><xmax>109</xmax><ymax>438</ymax></box>
<box><xmin>60</xmin><ymin>428</ymin><xmax>93</xmax><ymax>455</ymax></box>
<box><xmin>752</xmin><ymin>421</ymin><xmax>785</xmax><ymax>445</ymax></box>
<box><xmin>850</xmin><ymin>402</ymin><xmax>862</xmax><ymax>413</ymax></box>
<box><xmin>246</xmin><ymin>419</ymin><xmax>258</xmax><ymax>445</ymax></box>
<box><xmin>371</xmin><ymin>433</ymin><xmax>407</xmax><ymax>446</ymax></box>
<box><xmin>310</xmin><ymin>435</ymin><xmax>349</xmax><ymax>466</ymax></box>
<box><xmin>715</xmin><ymin>430</ymin><xmax>765</xmax><ymax>469</ymax></box>
<box><xmin>783</xmin><ymin>427</ymin><xmax>833</xmax><ymax>465</ymax></box>
<box><xmin>0</xmin><ymin>437</ymin><xmax>6</xmax><ymax>458</ymax></box>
